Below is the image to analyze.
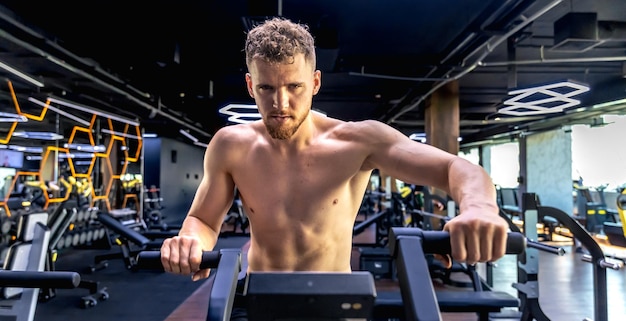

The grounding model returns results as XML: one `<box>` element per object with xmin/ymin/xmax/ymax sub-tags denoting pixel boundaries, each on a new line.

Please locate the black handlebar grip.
<box><xmin>0</xmin><ymin>271</ymin><xmax>81</xmax><ymax>289</ymax></box>
<box><xmin>135</xmin><ymin>251</ymin><xmax>222</xmax><ymax>271</ymax></box>
<box><xmin>199</xmin><ymin>251</ymin><xmax>221</xmax><ymax>269</ymax></box>
<box><xmin>420</xmin><ymin>230</ymin><xmax>526</xmax><ymax>255</ymax></box>
<box><xmin>135</xmin><ymin>251</ymin><xmax>164</xmax><ymax>271</ymax></box>
<box><xmin>505</xmin><ymin>231</ymin><xmax>526</xmax><ymax>254</ymax></box>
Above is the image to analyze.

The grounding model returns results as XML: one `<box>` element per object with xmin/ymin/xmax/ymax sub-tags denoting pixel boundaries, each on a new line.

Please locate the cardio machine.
<box><xmin>136</xmin><ymin>229</ymin><xmax>526</xmax><ymax>321</ymax></box>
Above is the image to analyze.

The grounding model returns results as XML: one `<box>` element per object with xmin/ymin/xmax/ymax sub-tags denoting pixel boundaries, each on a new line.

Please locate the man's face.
<box><xmin>245</xmin><ymin>54</ymin><xmax>321</xmax><ymax>140</ymax></box>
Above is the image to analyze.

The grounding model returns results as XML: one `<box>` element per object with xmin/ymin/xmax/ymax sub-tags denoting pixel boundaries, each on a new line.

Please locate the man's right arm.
<box><xmin>160</xmin><ymin>129</ymin><xmax>238</xmax><ymax>280</ymax></box>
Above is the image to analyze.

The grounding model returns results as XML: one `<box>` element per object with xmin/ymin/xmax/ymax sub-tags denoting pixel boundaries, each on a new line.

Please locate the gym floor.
<box><xmin>32</xmin><ymin>234</ymin><xmax>251</xmax><ymax>321</ymax></box>
<box><xmin>30</xmin><ymin>219</ymin><xmax>626</xmax><ymax>321</ymax></box>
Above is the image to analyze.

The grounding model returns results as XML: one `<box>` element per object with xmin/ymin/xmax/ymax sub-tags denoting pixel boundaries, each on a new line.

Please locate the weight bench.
<box><xmin>373</xmin><ymin>289</ymin><xmax>519</xmax><ymax>321</ymax></box>
<box><xmin>92</xmin><ymin>212</ymin><xmax>163</xmax><ymax>271</ymax></box>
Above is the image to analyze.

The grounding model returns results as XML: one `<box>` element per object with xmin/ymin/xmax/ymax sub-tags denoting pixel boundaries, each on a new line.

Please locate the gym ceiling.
<box><xmin>1</xmin><ymin>0</ymin><xmax>626</xmax><ymax>150</ymax></box>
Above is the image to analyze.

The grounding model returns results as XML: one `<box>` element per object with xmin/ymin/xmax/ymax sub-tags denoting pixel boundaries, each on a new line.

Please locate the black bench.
<box><xmin>93</xmin><ymin>212</ymin><xmax>163</xmax><ymax>271</ymax></box>
<box><xmin>374</xmin><ymin>289</ymin><xmax>519</xmax><ymax>321</ymax></box>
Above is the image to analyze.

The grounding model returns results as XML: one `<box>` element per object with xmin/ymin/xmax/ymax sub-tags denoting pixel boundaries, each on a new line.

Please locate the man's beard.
<box><xmin>264</xmin><ymin>111</ymin><xmax>307</xmax><ymax>140</ymax></box>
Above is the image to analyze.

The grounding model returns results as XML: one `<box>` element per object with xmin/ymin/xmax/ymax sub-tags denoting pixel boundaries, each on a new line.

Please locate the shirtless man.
<box><xmin>160</xmin><ymin>16</ymin><xmax>509</xmax><ymax>318</ymax></box>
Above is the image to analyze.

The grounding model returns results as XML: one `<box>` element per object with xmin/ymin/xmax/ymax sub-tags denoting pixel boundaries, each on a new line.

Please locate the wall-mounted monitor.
<box><xmin>0</xmin><ymin>149</ymin><xmax>24</xmax><ymax>169</ymax></box>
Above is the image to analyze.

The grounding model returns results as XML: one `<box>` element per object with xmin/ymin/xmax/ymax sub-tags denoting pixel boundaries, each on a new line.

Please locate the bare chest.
<box><xmin>241</xmin><ymin>151</ymin><xmax>356</xmax><ymax>195</ymax></box>
<box><xmin>230</xmin><ymin>145</ymin><xmax>369</xmax><ymax>218</ymax></box>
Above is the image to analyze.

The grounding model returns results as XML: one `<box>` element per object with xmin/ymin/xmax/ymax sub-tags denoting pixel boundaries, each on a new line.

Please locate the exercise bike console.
<box><xmin>245</xmin><ymin>271</ymin><xmax>376</xmax><ymax>321</ymax></box>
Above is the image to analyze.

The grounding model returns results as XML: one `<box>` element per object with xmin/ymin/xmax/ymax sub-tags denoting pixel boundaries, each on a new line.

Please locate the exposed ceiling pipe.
<box><xmin>393</xmin><ymin>115</ymin><xmax>544</xmax><ymax>126</ymax></box>
<box><xmin>387</xmin><ymin>0</ymin><xmax>564</xmax><ymax>124</ymax></box>
<box><xmin>440</xmin><ymin>33</ymin><xmax>479</xmax><ymax>65</ymax></box>
<box><xmin>0</xmin><ymin>11</ymin><xmax>212</xmax><ymax>139</ymax></box>
<box><xmin>348</xmin><ymin>71</ymin><xmax>448</xmax><ymax>82</ymax></box>
<box><xmin>478</xmin><ymin>54</ymin><xmax>626</xmax><ymax>67</ymax></box>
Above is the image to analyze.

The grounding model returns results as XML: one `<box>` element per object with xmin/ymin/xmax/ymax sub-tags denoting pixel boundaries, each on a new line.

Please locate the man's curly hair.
<box><xmin>245</xmin><ymin>17</ymin><xmax>316</xmax><ymax>70</ymax></box>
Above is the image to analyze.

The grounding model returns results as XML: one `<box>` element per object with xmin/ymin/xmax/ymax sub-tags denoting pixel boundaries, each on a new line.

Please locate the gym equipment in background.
<box><xmin>0</xmin><ymin>213</ymin><xmax>80</xmax><ymax>321</ymax></box>
<box><xmin>221</xmin><ymin>188</ymin><xmax>249</xmax><ymax>237</ymax></box>
<box><xmin>573</xmin><ymin>180</ymin><xmax>619</xmax><ymax>234</ymax></box>
<box><xmin>143</xmin><ymin>185</ymin><xmax>168</xmax><ymax>230</ymax></box>
<box><xmin>40</xmin><ymin>200</ymin><xmax>109</xmax><ymax>308</ymax></box>
<box><xmin>603</xmin><ymin>185</ymin><xmax>626</xmax><ymax>247</ymax></box>
<box><xmin>532</xmin><ymin>193</ymin><xmax>621</xmax><ymax>321</ymax></box>
<box><xmin>91</xmin><ymin>212</ymin><xmax>163</xmax><ymax>272</ymax></box>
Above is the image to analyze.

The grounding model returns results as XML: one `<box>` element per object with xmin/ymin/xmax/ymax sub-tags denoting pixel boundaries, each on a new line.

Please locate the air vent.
<box><xmin>550</xmin><ymin>12</ymin><xmax>604</xmax><ymax>52</ymax></box>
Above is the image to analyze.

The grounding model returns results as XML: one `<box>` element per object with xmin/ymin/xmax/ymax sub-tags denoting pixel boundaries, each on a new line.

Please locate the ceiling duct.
<box><xmin>551</xmin><ymin>12</ymin><xmax>626</xmax><ymax>52</ymax></box>
<box><xmin>551</xmin><ymin>12</ymin><xmax>603</xmax><ymax>52</ymax></box>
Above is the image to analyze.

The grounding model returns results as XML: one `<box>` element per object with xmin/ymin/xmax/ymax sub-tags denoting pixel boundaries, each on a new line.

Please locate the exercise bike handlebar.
<box><xmin>428</xmin><ymin>230</ymin><xmax>525</xmax><ymax>254</ymax></box>
<box><xmin>135</xmin><ymin>251</ymin><xmax>222</xmax><ymax>271</ymax></box>
<box><xmin>135</xmin><ymin>229</ymin><xmax>526</xmax><ymax>271</ymax></box>
<box><xmin>389</xmin><ymin>227</ymin><xmax>526</xmax><ymax>256</ymax></box>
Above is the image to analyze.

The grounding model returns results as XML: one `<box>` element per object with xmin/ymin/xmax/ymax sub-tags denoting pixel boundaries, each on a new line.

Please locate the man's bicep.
<box><xmin>369</xmin><ymin>131</ymin><xmax>453</xmax><ymax>189</ymax></box>
<box><xmin>189</xmin><ymin>142</ymin><xmax>237</xmax><ymax>231</ymax></box>
<box><xmin>188</xmin><ymin>171</ymin><xmax>235</xmax><ymax>232</ymax></box>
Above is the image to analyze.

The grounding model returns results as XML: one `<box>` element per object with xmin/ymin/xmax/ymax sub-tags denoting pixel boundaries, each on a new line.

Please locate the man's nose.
<box><xmin>273</xmin><ymin>90</ymin><xmax>288</xmax><ymax>109</ymax></box>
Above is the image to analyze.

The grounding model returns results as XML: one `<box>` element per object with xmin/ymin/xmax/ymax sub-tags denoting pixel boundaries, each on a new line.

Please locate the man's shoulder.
<box><xmin>323</xmin><ymin>119</ymin><xmax>402</xmax><ymax>154</ymax></box>
<box><xmin>207</xmin><ymin>124</ymin><xmax>262</xmax><ymax>156</ymax></box>
<box><xmin>326</xmin><ymin>119</ymin><xmax>387</xmax><ymax>138</ymax></box>
<box><xmin>214</xmin><ymin>123</ymin><xmax>259</xmax><ymax>142</ymax></box>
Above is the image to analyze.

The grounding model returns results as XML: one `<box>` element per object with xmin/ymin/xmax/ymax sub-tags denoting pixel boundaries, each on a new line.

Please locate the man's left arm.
<box><xmin>443</xmin><ymin>157</ymin><xmax>508</xmax><ymax>264</ymax></box>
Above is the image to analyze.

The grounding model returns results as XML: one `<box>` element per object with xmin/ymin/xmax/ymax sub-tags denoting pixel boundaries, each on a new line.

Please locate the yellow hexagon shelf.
<box><xmin>66</xmin><ymin>119</ymin><xmax>98</xmax><ymax>178</ymax></box>
<box><xmin>125</xmin><ymin>123</ymin><xmax>143</xmax><ymax>163</ymax></box>
<box><xmin>105</xmin><ymin>135</ymin><xmax>129</xmax><ymax>177</ymax></box>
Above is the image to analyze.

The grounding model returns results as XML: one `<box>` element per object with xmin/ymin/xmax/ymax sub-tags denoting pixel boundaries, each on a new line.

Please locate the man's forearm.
<box><xmin>448</xmin><ymin>158</ymin><xmax>498</xmax><ymax>214</ymax></box>
<box><xmin>179</xmin><ymin>215</ymin><xmax>220</xmax><ymax>250</ymax></box>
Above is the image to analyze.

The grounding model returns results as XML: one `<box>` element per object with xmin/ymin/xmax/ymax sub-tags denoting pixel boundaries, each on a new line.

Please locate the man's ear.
<box><xmin>312</xmin><ymin>70</ymin><xmax>321</xmax><ymax>95</ymax></box>
<box><xmin>245</xmin><ymin>73</ymin><xmax>254</xmax><ymax>98</ymax></box>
